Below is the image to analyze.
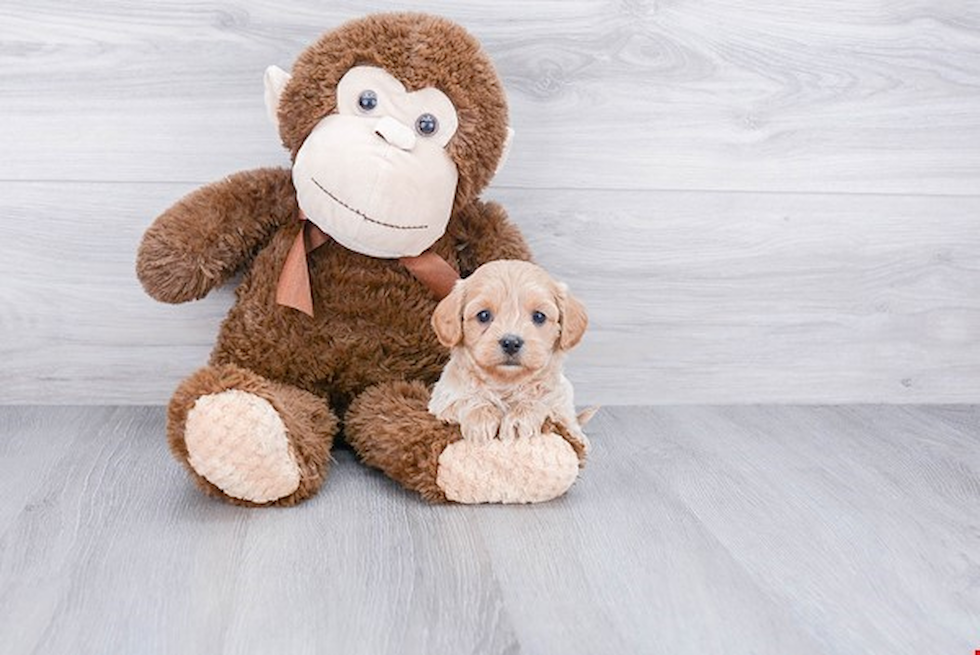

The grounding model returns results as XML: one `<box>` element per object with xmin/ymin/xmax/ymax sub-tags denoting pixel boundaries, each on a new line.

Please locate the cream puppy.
<box><xmin>428</xmin><ymin>260</ymin><xmax>592</xmax><ymax>452</ymax></box>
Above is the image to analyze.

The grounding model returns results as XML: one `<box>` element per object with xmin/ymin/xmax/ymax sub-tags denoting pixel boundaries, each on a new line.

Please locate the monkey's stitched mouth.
<box><xmin>311</xmin><ymin>178</ymin><xmax>429</xmax><ymax>231</ymax></box>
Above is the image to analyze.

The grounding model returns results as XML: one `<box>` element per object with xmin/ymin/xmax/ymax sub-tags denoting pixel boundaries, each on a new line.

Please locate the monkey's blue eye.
<box><xmin>532</xmin><ymin>311</ymin><xmax>547</xmax><ymax>325</ymax></box>
<box><xmin>476</xmin><ymin>309</ymin><xmax>493</xmax><ymax>324</ymax></box>
<box><xmin>416</xmin><ymin>113</ymin><xmax>438</xmax><ymax>135</ymax></box>
<box><xmin>358</xmin><ymin>90</ymin><xmax>378</xmax><ymax>111</ymax></box>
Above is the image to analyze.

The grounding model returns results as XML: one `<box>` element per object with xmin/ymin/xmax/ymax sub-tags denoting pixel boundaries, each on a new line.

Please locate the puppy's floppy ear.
<box><xmin>557</xmin><ymin>282</ymin><xmax>588</xmax><ymax>350</ymax></box>
<box><xmin>431</xmin><ymin>279</ymin><xmax>466</xmax><ymax>348</ymax></box>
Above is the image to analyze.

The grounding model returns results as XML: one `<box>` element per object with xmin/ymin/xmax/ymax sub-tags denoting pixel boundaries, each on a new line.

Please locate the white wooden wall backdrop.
<box><xmin>1</xmin><ymin>0</ymin><xmax>979</xmax><ymax>405</ymax></box>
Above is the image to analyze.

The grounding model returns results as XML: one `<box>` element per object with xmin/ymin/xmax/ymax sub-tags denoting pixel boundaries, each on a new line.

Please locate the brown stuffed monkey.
<box><xmin>136</xmin><ymin>12</ymin><xmax>586</xmax><ymax>506</ymax></box>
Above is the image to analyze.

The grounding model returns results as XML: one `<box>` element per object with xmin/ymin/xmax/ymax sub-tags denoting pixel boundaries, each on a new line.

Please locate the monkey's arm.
<box><xmin>452</xmin><ymin>200</ymin><xmax>532</xmax><ymax>277</ymax></box>
<box><xmin>137</xmin><ymin>167</ymin><xmax>297</xmax><ymax>303</ymax></box>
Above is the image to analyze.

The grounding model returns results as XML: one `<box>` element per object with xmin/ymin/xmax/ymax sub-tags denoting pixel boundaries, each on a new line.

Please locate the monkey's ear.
<box><xmin>494</xmin><ymin>127</ymin><xmax>515</xmax><ymax>178</ymax></box>
<box><xmin>264</xmin><ymin>65</ymin><xmax>292</xmax><ymax>131</ymax></box>
<box><xmin>557</xmin><ymin>282</ymin><xmax>588</xmax><ymax>351</ymax></box>
<box><xmin>431</xmin><ymin>279</ymin><xmax>467</xmax><ymax>348</ymax></box>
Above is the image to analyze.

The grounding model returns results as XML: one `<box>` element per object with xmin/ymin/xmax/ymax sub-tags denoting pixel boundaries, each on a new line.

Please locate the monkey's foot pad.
<box><xmin>436</xmin><ymin>432</ymin><xmax>580</xmax><ymax>504</ymax></box>
<box><xmin>185</xmin><ymin>390</ymin><xmax>301</xmax><ymax>503</ymax></box>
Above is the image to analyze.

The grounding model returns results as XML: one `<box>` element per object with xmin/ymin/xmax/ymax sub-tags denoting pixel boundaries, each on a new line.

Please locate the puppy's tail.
<box><xmin>577</xmin><ymin>406</ymin><xmax>600</xmax><ymax>427</ymax></box>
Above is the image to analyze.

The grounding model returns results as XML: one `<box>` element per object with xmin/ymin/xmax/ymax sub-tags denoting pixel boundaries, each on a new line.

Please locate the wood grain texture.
<box><xmin>2</xmin><ymin>182</ymin><xmax>978</xmax><ymax>404</ymax></box>
<box><xmin>0</xmin><ymin>405</ymin><xmax>976</xmax><ymax>654</ymax></box>
<box><xmin>1</xmin><ymin>0</ymin><xmax>979</xmax><ymax>193</ymax></box>
<box><xmin>1</xmin><ymin>0</ymin><xmax>979</xmax><ymax>403</ymax></box>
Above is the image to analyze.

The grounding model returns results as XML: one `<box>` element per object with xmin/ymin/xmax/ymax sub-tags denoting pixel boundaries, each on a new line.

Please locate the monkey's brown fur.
<box><xmin>168</xmin><ymin>363</ymin><xmax>339</xmax><ymax>507</ymax></box>
<box><xmin>278</xmin><ymin>13</ymin><xmax>509</xmax><ymax>213</ymax></box>
<box><xmin>345</xmin><ymin>380</ymin><xmax>459</xmax><ymax>503</ymax></box>
<box><xmin>137</xmin><ymin>13</ymin><xmax>554</xmax><ymax>505</ymax></box>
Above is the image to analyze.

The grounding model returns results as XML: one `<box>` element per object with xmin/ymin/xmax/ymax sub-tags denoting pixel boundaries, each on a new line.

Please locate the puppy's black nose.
<box><xmin>499</xmin><ymin>334</ymin><xmax>524</xmax><ymax>355</ymax></box>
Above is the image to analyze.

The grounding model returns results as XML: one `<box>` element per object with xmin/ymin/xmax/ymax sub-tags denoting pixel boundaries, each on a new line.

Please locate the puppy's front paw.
<box><xmin>500</xmin><ymin>412</ymin><xmax>540</xmax><ymax>442</ymax></box>
<box><xmin>460</xmin><ymin>405</ymin><xmax>502</xmax><ymax>444</ymax></box>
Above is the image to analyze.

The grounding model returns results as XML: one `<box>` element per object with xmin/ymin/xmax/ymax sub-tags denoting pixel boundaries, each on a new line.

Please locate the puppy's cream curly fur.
<box><xmin>428</xmin><ymin>260</ymin><xmax>591</xmax><ymax>454</ymax></box>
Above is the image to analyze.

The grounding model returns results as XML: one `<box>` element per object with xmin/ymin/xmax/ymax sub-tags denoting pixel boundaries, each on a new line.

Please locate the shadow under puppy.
<box><xmin>429</xmin><ymin>260</ymin><xmax>595</xmax><ymax>455</ymax></box>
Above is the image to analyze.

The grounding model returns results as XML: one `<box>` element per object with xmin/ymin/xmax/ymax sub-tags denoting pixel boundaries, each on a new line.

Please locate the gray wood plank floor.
<box><xmin>0</xmin><ymin>405</ymin><xmax>976</xmax><ymax>655</ymax></box>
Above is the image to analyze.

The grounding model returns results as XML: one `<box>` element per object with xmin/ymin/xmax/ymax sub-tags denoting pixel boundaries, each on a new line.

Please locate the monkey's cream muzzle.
<box><xmin>265</xmin><ymin>64</ymin><xmax>485</xmax><ymax>315</ymax></box>
<box><xmin>286</xmin><ymin>65</ymin><xmax>461</xmax><ymax>259</ymax></box>
<box><xmin>292</xmin><ymin>113</ymin><xmax>458</xmax><ymax>259</ymax></box>
<box><xmin>373</xmin><ymin>115</ymin><xmax>416</xmax><ymax>151</ymax></box>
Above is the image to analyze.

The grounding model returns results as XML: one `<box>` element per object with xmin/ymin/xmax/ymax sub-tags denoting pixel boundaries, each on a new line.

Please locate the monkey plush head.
<box><xmin>264</xmin><ymin>13</ymin><xmax>511</xmax><ymax>259</ymax></box>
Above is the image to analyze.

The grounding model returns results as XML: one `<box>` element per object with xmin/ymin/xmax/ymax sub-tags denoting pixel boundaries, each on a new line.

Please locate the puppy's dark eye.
<box><xmin>358</xmin><ymin>90</ymin><xmax>378</xmax><ymax>111</ymax></box>
<box><xmin>476</xmin><ymin>309</ymin><xmax>493</xmax><ymax>324</ymax></box>
<box><xmin>532</xmin><ymin>311</ymin><xmax>547</xmax><ymax>325</ymax></box>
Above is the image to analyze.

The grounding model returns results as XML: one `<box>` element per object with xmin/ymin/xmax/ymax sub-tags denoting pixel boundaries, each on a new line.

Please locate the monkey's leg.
<box><xmin>345</xmin><ymin>380</ymin><xmax>583</xmax><ymax>504</ymax></box>
<box><xmin>344</xmin><ymin>380</ymin><xmax>456</xmax><ymax>502</ymax></box>
<box><xmin>168</xmin><ymin>363</ymin><xmax>337</xmax><ymax>507</ymax></box>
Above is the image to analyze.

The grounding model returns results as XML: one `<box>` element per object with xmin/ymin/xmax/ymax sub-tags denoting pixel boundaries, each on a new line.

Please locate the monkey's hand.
<box><xmin>136</xmin><ymin>167</ymin><xmax>297</xmax><ymax>303</ymax></box>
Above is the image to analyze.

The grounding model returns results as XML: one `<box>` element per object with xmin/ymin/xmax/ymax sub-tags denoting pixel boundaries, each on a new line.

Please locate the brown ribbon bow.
<box><xmin>276</xmin><ymin>213</ymin><xmax>461</xmax><ymax>316</ymax></box>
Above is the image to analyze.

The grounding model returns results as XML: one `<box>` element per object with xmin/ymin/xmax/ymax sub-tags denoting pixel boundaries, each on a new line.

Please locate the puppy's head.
<box><xmin>432</xmin><ymin>260</ymin><xmax>587</xmax><ymax>382</ymax></box>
